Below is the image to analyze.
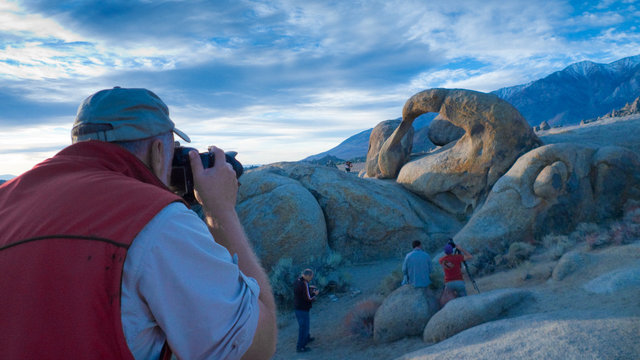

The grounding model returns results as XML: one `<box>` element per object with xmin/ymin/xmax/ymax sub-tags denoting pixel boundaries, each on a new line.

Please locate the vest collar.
<box><xmin>53</xmin><ymin>140</ymin><xmax>170</xmax><ymax>191</ymax></box>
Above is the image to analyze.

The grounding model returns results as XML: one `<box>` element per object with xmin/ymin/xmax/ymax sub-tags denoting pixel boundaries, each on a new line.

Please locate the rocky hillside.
<box><xmin>594</xmin><ymin>95</ymin><xmax>640</xmax><ymax>120</ymax></box>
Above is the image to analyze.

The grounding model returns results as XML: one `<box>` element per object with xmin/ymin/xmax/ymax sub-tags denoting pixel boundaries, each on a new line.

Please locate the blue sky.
<box><xmin>1</xmin><ymin>0</ymin><xmax>639</xmax><ymax>176</ymax></box>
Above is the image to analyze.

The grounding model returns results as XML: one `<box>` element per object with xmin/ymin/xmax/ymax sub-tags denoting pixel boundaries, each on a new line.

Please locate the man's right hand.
<box><xmin>188</xmin><ymin>146</ymin><xmax>238</xmax><ymax>220</ymax></box>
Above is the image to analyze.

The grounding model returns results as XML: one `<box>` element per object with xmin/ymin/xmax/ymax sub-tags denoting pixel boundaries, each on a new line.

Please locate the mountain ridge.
<box><xmin>493</xmin><ymin>54</ymin><xmax>640</xmax><ymax>126</ymax></box>
<box><xmin>305</xmin><ymin>54</ymin><xmax>640</xmax><ymax>162</ymax></box>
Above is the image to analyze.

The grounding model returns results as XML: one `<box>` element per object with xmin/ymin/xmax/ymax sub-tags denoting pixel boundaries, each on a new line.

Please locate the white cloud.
<box><xmin>0</xmin><ymin>120</ymin><xmax>70</xmax><ymax>175</ymax></box>
<box><xmin>0</xmin><ymin>0</ymin><xmax>81</xmax><ymax>42</ymax></box>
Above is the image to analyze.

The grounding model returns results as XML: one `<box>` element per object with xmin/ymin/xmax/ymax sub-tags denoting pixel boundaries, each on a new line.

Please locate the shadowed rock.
<box><xmin>373</xmin><ymin>285</ymin><xmax>439</xmax><ymax>343</ymax></box>
<box><xmin>422</xmin><ymin>288</ymin><xmax>532</xmax><ymax>343</ymax></box>
<box><xmin>583</xmin><ymin>266</ymin><xmax>640</xmax><ymax>294</ymax></box>
<box><xmin>398</xmin><ymin>311</ymin><xmax>640</xmax><ymax>360</ymax></box>
<box><xmin>427</xmin><ymin>115</ymin><xmax>464</xmax><ymax>146</ymax></box>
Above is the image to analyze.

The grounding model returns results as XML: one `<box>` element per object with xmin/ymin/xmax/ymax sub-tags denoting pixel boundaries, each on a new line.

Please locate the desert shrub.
<box><xmin>607</xmin><ymin>221</ymin><xmax>634</xmax><ymax>246</ymax></box>
<box><xmin>569</xmin><ymin>222</ymin><xmax>601</xmax><ymax>243</ymax></box>
<box><xmin>307</xmin><ymin>251</ymin><xmax>351</xmax><ymax>294</ymax></box>
<box><xmin>541</xmin><ymin>234</ymin><xmax>575</xmax><ymax>259</ymax></box>
<box><xmin>494</xmin><ymin>242</ymin><xmax>532</xmax><ymax>269</ymax></box>
<box><xmin>269</xmin><ymin>251</ymin><xmax>351</xmax><ymax>309</ymax></box>
<box><xmin>473</xmin><ymin>247</ymin><xmax>499</xmax><ymax>275</ymax></box>
<box><xmin>566</xmin><ymin>217</ymin><xmax>640</xmax><ymax>250</ymax></box>
<box><xmin>376</xmin><ymin>266</ymin><xmax>402</xmax><ymax>296</ymax></box>
<box><xmin>269</xmin><ymin>258</ymin><xmax>298</xmax><ymax>309</ymax></box>
<box><xmin>504</xmin><ymin>242</ymin><xmax>535</xmax><ymax>266</ymax></box>
<box><xmin>585</xmin><ymin>232</ymin><xmax>611</xmax><ymax>249</ymax></box>
<box><xmin>343</xmin><ymin>296</ymin><xmax>383</xmax><ymax>338</ymax></box>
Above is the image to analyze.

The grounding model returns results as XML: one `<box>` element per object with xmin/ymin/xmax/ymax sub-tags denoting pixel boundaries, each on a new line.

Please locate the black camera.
<box><xmin>170</xmin><ymin>144</ymin><xmax>243</xmax><ymax>204</ymax></box>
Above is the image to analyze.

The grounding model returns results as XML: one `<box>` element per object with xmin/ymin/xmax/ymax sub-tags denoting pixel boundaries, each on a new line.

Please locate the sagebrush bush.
<box><xmin>269</xmin><ymin>258</ymin><xmax>298</xmax><ymax>309</ymax></box>
<box><xmin>569</xmin><ymin>222</ymin><xmax>601</xmax><ymax>243</ymax></box>
<box><xmin>308</xmin><ymin>251</ymin><xmax>350</xmax><ymax>292</ymax></box>
<box><xmin>496</xmin><ymin>242</ymin><xmax>535</xmax><ymax>267</ymax></box>
<box><xmin>268</xmin><ymin>251</ymin><xmax>351</xmax><ymax>309</ymax></box>
<box><xmin>343</xmin><ymin>297</ymin><xmax>383</xmax><ymax>338</ymax></box>
<box><xmin>376</xmin><ymin>267</ymin><xmax>402</xmax><ymax>296</ymax></box>
<box><xmin>541</xmin><ymin>234</ymin><xmax>575</xmax><ymax>259</ymax></box>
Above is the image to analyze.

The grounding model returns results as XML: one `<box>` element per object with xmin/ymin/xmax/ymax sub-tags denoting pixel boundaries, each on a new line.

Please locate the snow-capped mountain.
<box><xmin>493</xmin><ymin>55</ymin><xmax>640</xmax><ymax>126</ymax></box>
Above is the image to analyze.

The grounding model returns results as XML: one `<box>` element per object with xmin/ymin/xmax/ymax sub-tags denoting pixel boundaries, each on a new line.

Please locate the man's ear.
<box><xmin>148</xmin><ymin>139</ymin><xmax>165</xmax><ymax>179</ymax></box>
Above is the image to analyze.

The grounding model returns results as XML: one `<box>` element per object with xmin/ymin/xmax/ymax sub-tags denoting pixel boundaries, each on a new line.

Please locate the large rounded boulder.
<box><xmin>238</xmin><ymin>162</ymin><xmax>462</xmax><ymax>263</ymax></box>
<box><xmin>374</xmin><ymin>285</ymin><xmax>439</xmax><ymax>343</ymax></box>
<box><xmin>423</xmin><ymin>288</ymin><xmax>533</xmax><ymax>343</ymax></box>
<box><xmin>236</xmin><ymin>170</ymin><xmax>329</xmax><ymax>271</ymax></box>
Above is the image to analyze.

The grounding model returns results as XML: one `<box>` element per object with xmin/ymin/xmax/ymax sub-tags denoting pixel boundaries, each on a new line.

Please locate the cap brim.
<box><xmin>173</xmin><ymin>127</ymin><xmax>191</xmax><ymax>143</ymax></box>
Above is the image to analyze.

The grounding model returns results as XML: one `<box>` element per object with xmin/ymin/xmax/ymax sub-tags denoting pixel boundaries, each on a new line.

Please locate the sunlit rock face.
<box><xmin>382</xmin><ymin>88</ymin><xmax>541</xmax><ymax>216</ymax></box>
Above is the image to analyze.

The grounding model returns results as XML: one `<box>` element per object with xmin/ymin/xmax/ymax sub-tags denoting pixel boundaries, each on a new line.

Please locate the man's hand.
<box><xmin>188</xmin><ymin>146</ymin><xmax>238</xmax><ymax>220</ymax></box>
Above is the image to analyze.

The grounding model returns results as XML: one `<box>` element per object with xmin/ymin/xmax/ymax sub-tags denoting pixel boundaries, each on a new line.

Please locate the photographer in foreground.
<box><xmin>0</xmin><ymin>87</ymin><xmax>276</xmax><ymax>359</ymax></box>
<box><xmin>439</xmin><ymin>240</ymin><xmax>473</xmax><ymax>297</ymax></box>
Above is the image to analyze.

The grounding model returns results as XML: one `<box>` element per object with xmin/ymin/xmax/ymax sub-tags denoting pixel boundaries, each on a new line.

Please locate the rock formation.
<box><xmin>373</xmin><ymin>285</ymin><xmax>439</xmax><ymax>343</ymax></box>
<box><xmin>422</xmin><ymin>288</ymin><xmax>532</xmax><ymax>343</ymax></box>
<box><xmin>597</xmin><ymin>95</ymin><xmax>640</xmax><ymax>120</ymax></box>
<box><xmin>365</xmin><ymin>119</ymin><xmax>413</xmax><ymax>178</ymax></box>
<box><xmin>390</xmin><ymin>88</ymin><xmax>541</xmax><ymax>215</ymax></box>
<box><xmin>235</xmin><ymin>170</ymin><xmax>329</xmax><ymax>271</ymax></box>
<box><xmin>454</xmin><ymin>143</ymin><xmax>640</xmax><ymax>261</ymax></box>
<box><xmin>539</xmin><ymin>120</ymin><xmax>550</xmax><ymax>130</ymax></box>
<box><xmin>427</xmin><ymin>115</ymin><xmax>464</xmax><ymax>146</ymax></box>
<box><xmin>237</xmin><ymin>162</ymin><xmax>462</xmax><ymax>268</ymax></box>
<box><xmin>399</xmin><ymin>312</ymin><xmax>640</xmax><ymax>360</ymax></box>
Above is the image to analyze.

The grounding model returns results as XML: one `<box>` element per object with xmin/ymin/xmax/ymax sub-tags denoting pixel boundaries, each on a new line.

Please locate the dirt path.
<box><xmin>273</xmin><ymin>258</ymin><xmax>428</xmax><ymax>360</ymax></box>
<box><xmin>272</xmin><ymin>241</ymin><xmax>640</xmax><ymax>360</ymax></box>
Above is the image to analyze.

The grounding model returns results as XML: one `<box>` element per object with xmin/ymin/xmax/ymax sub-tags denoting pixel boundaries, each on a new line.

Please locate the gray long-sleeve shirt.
<box><xmin>402</xmin><ymin>248</ymin><xmax>432</xmax><ymax>288</ymax></box>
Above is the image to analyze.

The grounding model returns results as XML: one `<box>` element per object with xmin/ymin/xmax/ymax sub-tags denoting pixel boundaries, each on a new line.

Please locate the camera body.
<box><xmin>170</xmin><ymin>145</ymin><xmax>243</xmax><ymax>204</ymax></box>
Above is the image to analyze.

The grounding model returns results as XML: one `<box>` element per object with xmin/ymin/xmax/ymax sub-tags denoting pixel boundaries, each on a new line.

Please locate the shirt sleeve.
<box><xmin>121</xmin><ymin>202</ymin><xmax>260</xmax><ymax>360</ymax></box>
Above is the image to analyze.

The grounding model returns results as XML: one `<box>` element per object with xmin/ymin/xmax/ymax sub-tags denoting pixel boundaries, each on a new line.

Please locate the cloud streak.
<box><xmin>1</xmin><ymin>0</ymin><xmax>639</xmax><ymax>174</ymax></box>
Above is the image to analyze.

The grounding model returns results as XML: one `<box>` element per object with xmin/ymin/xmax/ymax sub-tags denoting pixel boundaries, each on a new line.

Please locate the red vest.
<box><xmin>0</xmin><ymin>141</ymin><xmax>183</xmax><ymax>359</ymax></box>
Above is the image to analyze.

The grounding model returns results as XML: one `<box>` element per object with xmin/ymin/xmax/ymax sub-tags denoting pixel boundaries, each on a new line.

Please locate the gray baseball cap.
<box><xmin>71</xmin><ymin>87</ymin><xmax>191</xmax><ymax>143</ymax></box>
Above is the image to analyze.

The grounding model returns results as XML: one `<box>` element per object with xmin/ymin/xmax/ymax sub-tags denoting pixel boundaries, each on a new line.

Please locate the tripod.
<box><xmin>454</xmin><ymin>248</ymin><xmax>480</xmax><ymax>294</ymax></box>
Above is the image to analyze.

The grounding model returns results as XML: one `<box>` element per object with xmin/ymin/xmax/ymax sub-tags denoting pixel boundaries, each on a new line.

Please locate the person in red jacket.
<box><xmin>439</xmin><ymin>241</ymin><xmax>473</xmax><ymax>297</ymax></box>
<box><xmin>0</xmin><ymin>87</ymin><xmax>276</xmax><ymax>360</ymax></box>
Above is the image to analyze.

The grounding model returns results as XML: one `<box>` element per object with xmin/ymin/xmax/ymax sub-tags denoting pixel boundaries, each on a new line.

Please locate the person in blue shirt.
<box><xmin>402</xmin><ymin>240</ymin><xmax>432</xmax><ymax>288</ymax></box>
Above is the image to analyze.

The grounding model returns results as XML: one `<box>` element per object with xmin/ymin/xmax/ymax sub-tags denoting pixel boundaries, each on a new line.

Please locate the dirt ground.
<box><xmin>272</xmin><ymin>241</ymin><xmax>640</xmax><ymax>360</ymax></box>
<box><xmin>273</xmin><ymin>258</ymin><xmax>428</xmax><ymax>360</ymax></box>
